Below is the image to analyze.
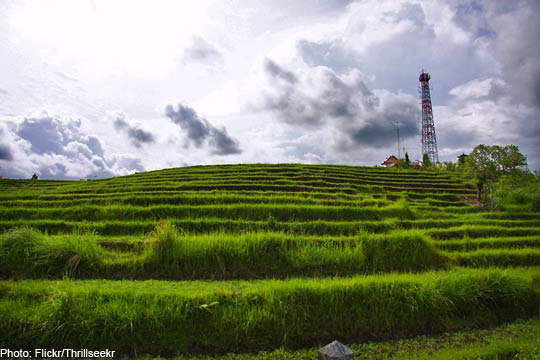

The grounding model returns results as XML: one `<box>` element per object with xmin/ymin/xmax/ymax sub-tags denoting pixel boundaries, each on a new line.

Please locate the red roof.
<box><xmin>382</xmin><ymin>155</ymin><xmax>399</xmax><ymax>165</ymax></box>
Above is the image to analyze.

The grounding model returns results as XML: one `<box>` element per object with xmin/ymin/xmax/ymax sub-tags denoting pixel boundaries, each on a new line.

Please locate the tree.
<box><xmin>457</xmin><ymin>153</ymin><xmax>468</xmax><ymax>167</ymax></box>
<box><xmin>422</xmin><ymin>153</ymin><xmax>431</xmax><ymax>168</ymax></box>
<box><xmin>464</xmin><ymin>144</ymin><xmax>527</xmax><ymax>206</ymax></box>
<box><xmin>404</xmin><ymin>152</ymin><xmax>410</xmax><ymax>164</ymax></box>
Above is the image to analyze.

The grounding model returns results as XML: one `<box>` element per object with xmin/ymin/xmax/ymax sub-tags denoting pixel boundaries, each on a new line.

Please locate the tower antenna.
<box><xmin>419</xmin><ymin>69</ymin><xmax>439</xmax><ymax>164</ymax></box>
<box><xmin>396</xmin><ymin>119</ymin><xmax>401</xmax><ymax>159</ymax></box>
<box><xmin>402</xmin><ymin>140</ymin><xmax>406</xmax><ymax>159</ymax></box>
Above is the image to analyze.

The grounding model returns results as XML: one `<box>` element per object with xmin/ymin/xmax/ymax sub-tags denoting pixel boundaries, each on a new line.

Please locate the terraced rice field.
<box><xmin>1</xmin><ymin>164</ymin><xmax>540</xmax><ymax>358</ymax></box>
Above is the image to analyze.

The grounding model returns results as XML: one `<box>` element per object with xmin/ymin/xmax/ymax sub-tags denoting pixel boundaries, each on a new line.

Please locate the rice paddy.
<box><xmin>1</xmin><ymin>163</ymin><xmax>539</xmax><ymax>358</ymax></box>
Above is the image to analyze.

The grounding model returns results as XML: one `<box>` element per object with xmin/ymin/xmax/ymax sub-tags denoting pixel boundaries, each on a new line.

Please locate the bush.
<box><xmin>495</xmin><ymin>173</ymin><xmax>540</xmax><ymax>212</ymax></box>
<box><xmin>0</xmin><ymin>227</ymin><xmax>104</xmax><ymax>278</ymax></box>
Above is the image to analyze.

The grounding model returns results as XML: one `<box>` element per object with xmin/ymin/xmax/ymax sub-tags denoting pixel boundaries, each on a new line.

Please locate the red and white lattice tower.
<box><xmin>419</xmin><ymin>70</ymin><xmax>439</xmax><ymax>164</ymax></box>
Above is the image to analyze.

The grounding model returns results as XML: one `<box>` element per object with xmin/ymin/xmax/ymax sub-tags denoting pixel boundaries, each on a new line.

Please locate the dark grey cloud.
<box><xmin>492</xmin><ymin>0</ymin><xmax>540</xmax><ymax>111</ymax></box>
<box><xmin>264</xmin><ymin>59</ymin><xmax>297</xmax><ymax>83</ymax></box>
<box><xmin>0</xmin><ymin>144</ymin><xmax>13</xmax><ymax>161</ymax></box>
<box><xmin>165</xmin><ymin>104</ymin><xmax>241</xmax><ymax>155</ymax></box>
<box><xmin>261</xmin><ymin>59</ymin><xmax>377</xmax><ymax>127</ymax></box>
<box><xmin>438</xmin><ymin>126</ymin><xmax>478</xmax><ymax>149</ymax></box>
<box><xmin>114</xmin><ymin>114</ymin><xmax>155</xmax><ymax>148</ymax></box>
<box><xmin>349</xmin><ymin>107</ymin><xmax>419</xmax><ymax>149</ymax></box>
<box><xmin>259</xmin><ymin>59</ymin><xmax>420</xmax><ymax>151</ymax></box>
<box><xmin>496</xmin><ymin>0</ymin><xmax>540</xmax><ymax>156</ymax></box>
<box><xmin>113</xmin><ymin>117</ymin><xmax>128</xmax><ymax>129</ymax></box>
<box><xmin>164</xmin><ymin>105</ymin><xmax>209</xmax><ymax>146</ymax></box>
<box><xmin>535</xmin><ymin>78</ymin><xmax>540</xmax><ymax>109</ymax></box>
<box><xmin>208</xmin><ymin>127</ymin><xmax>242</xmax><ymax>155</ymax></box>
<box><xmin>127</xmin><ymin>128</ymin><xmax>154</xmax><ymax>147</ymax></box>
<box><xmin>183</xmin><ymin>37</ymin><xmax>223</xmax><ymax>65</ymax></box>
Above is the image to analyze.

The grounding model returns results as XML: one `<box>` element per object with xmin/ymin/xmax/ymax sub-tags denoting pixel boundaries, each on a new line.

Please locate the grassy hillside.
<box><xmin>1</xmin><ymin>164</ymin><xmax>539</xmax><ymax>358</ymax></box>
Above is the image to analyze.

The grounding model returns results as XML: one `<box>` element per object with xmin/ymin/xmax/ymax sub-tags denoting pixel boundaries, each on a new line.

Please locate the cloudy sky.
<box><xmin>0</xmin><ymin>0</ymin><xmax>539</xmax><ymax>179</ymax></box>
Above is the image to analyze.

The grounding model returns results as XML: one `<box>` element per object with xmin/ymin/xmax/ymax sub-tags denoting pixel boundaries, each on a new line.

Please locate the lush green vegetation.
<box><xmin>463</xmin><ymin>144</ymin><xmax>528</xmax><ymax>207</ymax></box>
<box><xmin>164</xmin><ymin>318</ymin><xmax>540</xmax><ymax>359</ymax></box>
<box><xmin>2</xmin><ymin>269</ymin><xmax>539</xmax><ymax>355</ymax></box>
<box><xmin>1</xmin><ymin>163</ymin><xmax>539</xmax><ymax>358</ymax></box>
<box><xmin>1</xmin><ymin>226</ymin><xmax>449</xmax><ymax>279</ymax></box>
<box><xmin>495</xmin><ymin>172</ymin><xmax>540</xmax><ymax>212</ymax></box>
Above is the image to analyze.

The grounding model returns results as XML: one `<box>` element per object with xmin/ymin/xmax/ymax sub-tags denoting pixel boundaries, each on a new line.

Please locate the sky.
<box><xmin>0</xmin><ymin>0</ymin><xmax>539</xmax><ymax>179</ymax></box>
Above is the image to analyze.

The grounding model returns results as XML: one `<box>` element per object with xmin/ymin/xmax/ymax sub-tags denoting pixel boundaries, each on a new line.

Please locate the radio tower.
<box><xmin>419</xmin><ymin>70</ymin><xmax>439</xmax><ymax>164</ymax></box>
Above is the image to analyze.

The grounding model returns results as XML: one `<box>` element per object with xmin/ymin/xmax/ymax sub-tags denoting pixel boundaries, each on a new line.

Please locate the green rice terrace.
<box><xmin>1</xmin><ymin>164</ymin><xmax>540</xmax><ymax>359</ymax></box>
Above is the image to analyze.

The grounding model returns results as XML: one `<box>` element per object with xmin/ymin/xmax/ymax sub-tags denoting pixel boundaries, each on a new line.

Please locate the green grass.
<box><xmin>0</xmin><ymin>193</ymin><xmax>386</xmax><ymax>208</ymax></box>
<box><xmin>0</xmin><ymin>226</ymin><xmax>449</xmax><ymax>279</ymax></box>
<box><xmin>453</xmin><ymin>248</ymin><xmax>540</xmax><ymax>267</ymax></box>
<box><xmin>163</xmin><ymin>317</ymin><xmax>540</xmax><ymax>359</ymax></box>
<box><xmin>0</xmin><ymin>163</ymin><xmax>538</xmax><ymax>358</ymax></box>
<box><xmin>0</xmin><ymin>227</ymin><xmax>105</xmax><ymax>278</ymax></box>
<box><xmin>495</xmin><ymin>175</ymin><xmax>540</xmax><ymax>212</ymax></box>
<box><xmin>436</xmin><ymin>236</ymin><xmax>540</xmax><ymax>251</ymax></box>
<box><xmin>0</xmin><ymin>218</ymin><xmax>396</xmax><ymax>236</ymax></box>
<box><xmin>0</xmin><ymin>190</ymin><xmax>368</xmax><ymax>201</ymax></box>
<box><xmin>0</xmin><ymin>202</ymin><xmax>416</xmax><ymax>222</ymax></box>
<box><xmin>1</xmin><ymin>269</ymin><xmax>539</xmax><ymax>355</ymax></box>
<box><xmin>428</xmin><ymin>226</ymin><xmax>540</xmax><ymax>240</ymax></box>
<box><xmin>3</xmin><ymin>218</ymin><xmax>540</xmax><ymax>238</ymax></box>
<box><xmin>144</xmin><ymin>223</ymin><xmax>448</xmax><ymax>279</ymax></box>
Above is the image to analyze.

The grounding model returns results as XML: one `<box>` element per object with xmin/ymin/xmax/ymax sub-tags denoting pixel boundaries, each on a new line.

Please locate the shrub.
<box><xmin>495</xmin><ymin>173</ymin><xmax>540</xmax><ymax>212</ymax></box>
<box><xmin>0</xmin><ymin>227</ymin><xmax>104</xmax><ymax>278</ymax></box>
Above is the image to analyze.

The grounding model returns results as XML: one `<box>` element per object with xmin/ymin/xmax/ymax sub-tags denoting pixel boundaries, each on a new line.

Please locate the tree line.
<box><xmin>396</xmin><ymin>144</ymin><xmax>537</xmax><ymax>210</ymax></box>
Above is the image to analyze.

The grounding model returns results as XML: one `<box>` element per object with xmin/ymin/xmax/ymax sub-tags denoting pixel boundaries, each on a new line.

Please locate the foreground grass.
<box><xmin>0</xmin><ymin>226</ymin><xmax>448</xmax><ymax>279</ymax></box>
<box><xmin>1</xmin><ymin>268</ymin><xmax>539</xmax><ymax>355</ymax></box>
<box><xmin>158</xmin><ymin>317</ymin><xmax>540</xmax><ymax>360</ymax></box>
